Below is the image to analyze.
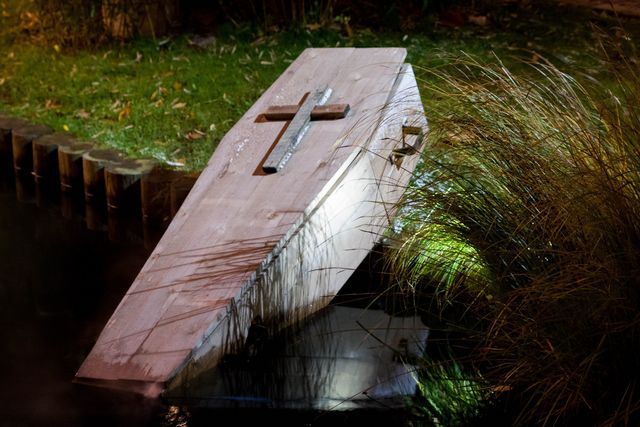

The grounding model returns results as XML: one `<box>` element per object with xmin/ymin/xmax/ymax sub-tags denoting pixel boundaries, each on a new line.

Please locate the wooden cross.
<box><xmin>259</xmin><ymin>86</ymin><xmax>349</xmax><ymax>174</ymax></box>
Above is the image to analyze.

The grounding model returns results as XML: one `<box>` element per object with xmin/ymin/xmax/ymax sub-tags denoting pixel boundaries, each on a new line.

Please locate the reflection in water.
<box><xmin>167</xmin><ymin>305</ymin><xmax>427</xmax><ymax>410</ymax></box>
<box><xmin>0</xmin><ymin>170</ymin><xmax>427</xmax><ymax>427</ymax></box>
<box><xmin>166</xmin><ymin>247</ymin><xmax>429</xmax><ymax>425</ymax></box>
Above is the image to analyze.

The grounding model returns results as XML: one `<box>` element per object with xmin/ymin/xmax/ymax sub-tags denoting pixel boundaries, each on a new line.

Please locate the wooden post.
<box><xmin>32</xmin><ymin>132</ymin><xmax>75</xmax><ymax>183</ymax></box>
<box><xmin>0</xmin><ymin>116</ymin><xmax>28</xmax><ymax>182</ymax></box>
<box><xmin>140</xmin><ymin>166</ymin><xmax>180</xmax><ymax>227</ymax></box>
<box><xmin>0</xmin><ymin>116</ymin><xmax>28</xmax><ymax>160</ymax></box>
<box><xmin>12</xmin><ymin>124</ymin><xmax>53</xmax><ymax>176</ymax></box>
<box><xmin>82</xmin><ymin>148</ymin><xmax>125</xmax><ymax>203</ymax></box>
<box><xmin>105</xmin><ymin>158</ymin><xmax>157</xmax><ymax>211</ymax></box>
<box><xmin>59</xmin><ymin>141</ymin><xmax>94</xmax><ymax>193</ymax></box>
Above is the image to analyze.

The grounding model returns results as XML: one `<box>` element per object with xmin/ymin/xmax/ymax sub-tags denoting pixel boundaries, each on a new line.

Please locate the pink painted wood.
<box><xmin>75</xmin><ymin>47</ymin><xmax>423</xmax><ymax>396</ymax></box>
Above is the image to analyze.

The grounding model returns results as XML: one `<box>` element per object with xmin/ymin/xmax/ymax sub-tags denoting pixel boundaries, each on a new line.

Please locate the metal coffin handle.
<box><xmin>389</xmin><ymin>118</ymin><xmax>425</xmax><ymax>168</ymax></box>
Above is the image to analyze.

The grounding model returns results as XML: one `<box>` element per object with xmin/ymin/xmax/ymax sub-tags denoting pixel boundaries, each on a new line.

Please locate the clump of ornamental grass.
<box><xmin>388</xmin><ymin>36</ymin><xmax>640</xmax><ymax>426</ymax></box>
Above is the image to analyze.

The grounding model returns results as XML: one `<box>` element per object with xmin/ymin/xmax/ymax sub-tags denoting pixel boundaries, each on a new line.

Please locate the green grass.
<box><xmin>0</xmin><ymin>35</ymin><xmax>292</xmax><ymax>171</ymax></box>
<box><xmin>0</xmin><ymin>1</ymin><xmax>628</xmax><ymax>171</ymax></box>
<box><xmin>388</xmin><ymin>28</ymin><xmax>640</xmax><ymax>426</ymax></box>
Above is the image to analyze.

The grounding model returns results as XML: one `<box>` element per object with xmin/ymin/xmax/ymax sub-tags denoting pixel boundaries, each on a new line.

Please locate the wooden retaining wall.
<box><xmin>0</xmin><ymin>114</ymin><xmax>199</xmax><ymax>241</ymax></box>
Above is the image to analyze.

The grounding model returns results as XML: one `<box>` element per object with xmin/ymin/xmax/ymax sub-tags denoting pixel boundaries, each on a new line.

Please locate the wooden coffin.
<box><xmin>75</xmin><ymin>47</ymin><xmax>427</xmax><ymax>397</ymax></box>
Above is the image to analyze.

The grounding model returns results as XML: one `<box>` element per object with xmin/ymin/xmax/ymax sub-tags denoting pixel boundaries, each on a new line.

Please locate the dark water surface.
<box><xmin>0</xmin><ymin>171</ymin><xmax>423</xmax><ymax>427</ymax></box>
<box><xmin>0</xmin><ymin>173</ymin><xmax>166</xmax><ymax>426</ymax></box>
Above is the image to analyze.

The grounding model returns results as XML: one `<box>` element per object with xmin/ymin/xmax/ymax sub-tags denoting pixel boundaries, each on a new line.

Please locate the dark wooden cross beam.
<box><xmin>260</xmin><ymin>86</ymin><xmax>349</xmax><ymax>174</ymax></box>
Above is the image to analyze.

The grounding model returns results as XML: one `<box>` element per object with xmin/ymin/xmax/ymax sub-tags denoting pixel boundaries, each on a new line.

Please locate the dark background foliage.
<box><xmin>22</xmin><ymin>0</ymin><xmax>500</xmax><ymax>46</ymax></box>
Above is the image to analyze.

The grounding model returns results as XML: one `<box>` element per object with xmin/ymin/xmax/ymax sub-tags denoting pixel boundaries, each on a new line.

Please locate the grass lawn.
<box><xmin>0</xmin><ymin>1</ymin><xmax>630</xmax><ymax>172</ymax></box>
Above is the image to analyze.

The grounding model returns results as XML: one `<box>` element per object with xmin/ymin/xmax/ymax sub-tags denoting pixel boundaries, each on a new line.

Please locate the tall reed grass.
<box><xmin>389</xmin><ymin>32</ymin><xmax>640</xmax><ymax>426</ymax></box>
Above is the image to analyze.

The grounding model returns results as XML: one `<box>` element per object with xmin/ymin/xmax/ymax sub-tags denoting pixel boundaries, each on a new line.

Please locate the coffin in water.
<box><xmin>75</xmin><ymin>47</ymin><xmax>427</xmax><ymax>397</ymax></box>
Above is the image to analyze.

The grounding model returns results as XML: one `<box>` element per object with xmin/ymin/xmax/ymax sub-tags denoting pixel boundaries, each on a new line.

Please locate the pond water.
<box><xmin>0</xmin><ymin>168</ymin><xmax>426</xmax><ymax>427</ymax></box>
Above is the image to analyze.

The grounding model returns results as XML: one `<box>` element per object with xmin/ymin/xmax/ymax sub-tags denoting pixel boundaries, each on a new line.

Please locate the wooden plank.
<box><xmin>75</xmin><ymin>48</ymin><xmax>412</xmax><ymax>392</ymax></box>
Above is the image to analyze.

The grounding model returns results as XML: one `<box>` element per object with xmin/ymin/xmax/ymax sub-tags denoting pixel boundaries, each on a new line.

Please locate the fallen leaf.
<box><xmin>172</xmin><ymin>80</ymin><xmax>183</xmax><ymax>91</ymax></box>
<box><xmin>45</xmin><ymin>99</ymin><xmax>62</xmax><ymax>109</ymax></box>
<box><xmin>186</xmin><ymin>129</ymin><xmax>205</xmax><ymax>140</ymax></box>
<box><xmin>118</xmin><ymin>103</ymin><xmax>131</xmax><ymax>121</ymax></box>
<box><xmin>171</xmin><ymin>98</ymin><xmax>186</xmax><ymax>109</ymax></box>
<box><xmin>63</xmin><ymin>124</ymin><xmax>70</xmax><ymax>131</ymax></box>
<box><xmin>76</xmin><ymin>109</ymin><xmax>90</xmax><ymax>119</ymax></box>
